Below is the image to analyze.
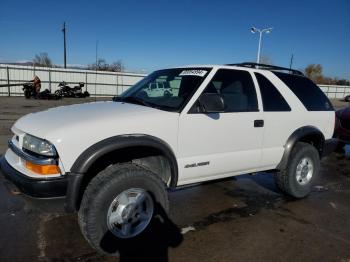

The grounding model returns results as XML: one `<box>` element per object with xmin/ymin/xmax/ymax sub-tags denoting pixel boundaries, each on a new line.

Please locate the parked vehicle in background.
<box><xmin>344</xmin><ymin>95</ymin><xmax>350</xmax><ymax>102</ymax></box>
<box><xmin>1</xmin><ymin>62</ymin><xmax>337</xmax><ymax>255</ymax></box>
<box><xmin>22</xmin><ymin>83</ymin><xmax>61</xmax><ymax>100</ymax></box>
<box><xmin>145</xmin><ymin>81</ymin><xmax>174</xmax><ymax>97</ymax></box>
<box><xmin>334</xmin><ymin>107</ymin><xmax>350</xmax><ymax>150</ymax></box>
<box><xmin>55</xmin><ymin>82</ymin><xmax>90</xmax><ymax>98</ymax></box>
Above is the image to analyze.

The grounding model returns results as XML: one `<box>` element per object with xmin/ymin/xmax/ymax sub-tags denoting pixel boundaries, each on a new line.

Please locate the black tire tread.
<box><xmin>78</xmin><ymin>163</ymin><xmax>169</xmax><ymax>253</ymax></box>
<box><xmin>275</xmin><ymin>142</ymin><xmax>320</xmax><ymax>198</ymax></box>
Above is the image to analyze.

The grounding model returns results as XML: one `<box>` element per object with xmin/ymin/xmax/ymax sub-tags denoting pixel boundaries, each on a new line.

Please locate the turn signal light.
<box><xmin>25</xmin><ymin>161</ymin><xmax>60</xmax><ymax>175</ymax></box>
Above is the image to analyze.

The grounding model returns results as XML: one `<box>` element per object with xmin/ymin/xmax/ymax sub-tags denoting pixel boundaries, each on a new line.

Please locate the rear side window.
<box><xmin>255</xmin><ymin>73</ymin><xmax>291</xmax><ymax>112</ymax></box>
<box><xmin>274</xmin><ymin>72</ymin><xmax>333</xmax><ymax>111</ymax></box>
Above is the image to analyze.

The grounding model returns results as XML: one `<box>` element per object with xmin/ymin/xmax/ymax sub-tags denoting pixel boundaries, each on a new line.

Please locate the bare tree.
<box><xmin>33</xmin><ymin>53</ymin><xmax>53</xmax><ymax>67</ymax></box>
<box><xmin>109</xmin><ymin>60</ymin><xmax>124</xmax><ymax>72</ymax></box>
<box><xmin>87</xmin><ymin>59</ymin><xmax>124</xmax><ymax>72</ymax></box>
<box><xmin>259</xmin><ymin>55</ymin><xmax>273</xmax><ymax>65</ymax></box>
<box><xmin>305</xmin><ymin>64</ymin><xmax>323</xmax><ymax>83</ymax></box>
<box><xmin>304</xmin><ymin>64</ymin><xmax>350</xmax><ymax>85</ymax></box>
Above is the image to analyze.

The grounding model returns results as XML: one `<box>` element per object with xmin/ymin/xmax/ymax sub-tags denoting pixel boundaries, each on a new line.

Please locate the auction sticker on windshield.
<box><xmin>179</xmin><ymin>70</ymin><xmax>207</xmax><ymax>77</ymax></box>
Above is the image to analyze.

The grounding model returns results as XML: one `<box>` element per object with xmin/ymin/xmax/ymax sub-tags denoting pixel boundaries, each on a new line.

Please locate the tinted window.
<box><xmin>274</xmin><ymin>72</ymin><xmax>333</xmax><ymax>111</ymax></box>
<box><xmin>202</xmin><ymin>69</ymin><xmax>258</xmax><ymax>112</ymax></box>
<box><xmin>255</xmin><ymin>73</ymin><xmax>291</xmax><ymax>112</ymax></box>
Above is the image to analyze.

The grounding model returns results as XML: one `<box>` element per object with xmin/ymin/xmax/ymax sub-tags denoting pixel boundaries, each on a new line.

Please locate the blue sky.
<box><xmin>1</xmin><ymin>0</ymin><xmax>349</xmax><ymax>78</ymax></box>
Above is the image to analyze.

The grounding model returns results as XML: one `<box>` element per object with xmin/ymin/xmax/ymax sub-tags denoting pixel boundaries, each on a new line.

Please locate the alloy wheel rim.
<box><xmin>296</xmin><ymin>157</ymin><xmax>314</xmax><ymax>185</ymax></box>
<box><xmin>107</xmin><ymin>188</ymin><xmax>154</xmax><ymax>238</ymax></box>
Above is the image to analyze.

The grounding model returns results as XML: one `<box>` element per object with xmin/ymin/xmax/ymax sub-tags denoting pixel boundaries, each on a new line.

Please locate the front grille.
<box><xmin>340</xmin><ymin>118</ymin><xmax>350</xmax><ymax>130</ymax></box>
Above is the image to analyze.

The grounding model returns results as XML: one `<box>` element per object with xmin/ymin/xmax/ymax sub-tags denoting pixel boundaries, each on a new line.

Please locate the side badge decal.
<box><xmin>185</xmin><ymin>161</ymin><xmax>210</xmax><ymax>168</ymax></box>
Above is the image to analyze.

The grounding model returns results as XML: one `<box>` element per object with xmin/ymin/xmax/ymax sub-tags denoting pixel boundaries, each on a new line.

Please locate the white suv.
<box><xmin>0</xmin><ymin>63</ymin><xmax>337</xmax><ymax>254</ymax></box>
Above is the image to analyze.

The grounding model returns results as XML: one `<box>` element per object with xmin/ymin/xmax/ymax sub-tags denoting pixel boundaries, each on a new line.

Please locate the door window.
<box><xmin>195</xmin><ymin>69</ymin><xmax>259</xmax><ymax>112</ymax></box>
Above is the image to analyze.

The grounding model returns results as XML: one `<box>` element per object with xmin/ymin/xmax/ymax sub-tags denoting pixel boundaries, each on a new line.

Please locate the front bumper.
<box><xmin>0</xmin><ymin>155</ymin><xmax>83</xmax><ymax>212</ymax></box>
<box><xmin>0</xmin><ymin>155</ymin><xmax>68</xmax><ymax>198</ymax></box>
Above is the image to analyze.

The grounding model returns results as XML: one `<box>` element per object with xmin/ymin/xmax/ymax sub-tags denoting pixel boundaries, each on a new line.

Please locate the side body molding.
<box><xmin>70</xmin><ymin>134</ymin><xmax>179</xmax><ymax>188</ymax></box>
<box><xmin>277</xmin><ymin>126</ymin><xmax>325</xmax><ymax>171</ymax></box>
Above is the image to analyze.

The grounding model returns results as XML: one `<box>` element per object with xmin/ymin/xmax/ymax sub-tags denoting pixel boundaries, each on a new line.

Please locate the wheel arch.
<box><xmin>277</xmin><ymin>126</ymin><xmax>325</xmax><ymax>171</ymax></box>
<box><xmin>65</xmin><ymin>135</ymin><xmax>178</xmax><ymax>212</ymax></box>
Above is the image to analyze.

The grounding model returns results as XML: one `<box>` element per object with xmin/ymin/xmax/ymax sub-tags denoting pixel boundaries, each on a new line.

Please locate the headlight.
<box><xmin>22</xmin><ymin>134</ymin><xmax>57</xmax><ymax>157</ymax></box>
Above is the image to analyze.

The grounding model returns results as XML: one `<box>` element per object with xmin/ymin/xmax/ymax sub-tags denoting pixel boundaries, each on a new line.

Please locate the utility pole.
<box><xmin>62</xmin><ymin>22</ymin><xmax>67</xmax><ymax>68</ymax></box>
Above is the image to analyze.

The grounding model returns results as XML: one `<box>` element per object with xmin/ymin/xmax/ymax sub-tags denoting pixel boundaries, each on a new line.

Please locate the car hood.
<box><xmin>337</xmin><ymin>107</ymin><xmax>350</xmax><ymax>119</ymax></box>
<box><xmin>13</xmin><ymin>101</ymin><xmax>179</xmax><ymax>171</ymax></box>
<box><xmin>14</xmin><ymin>101</ymin><xmax>163</xmax><ymax>137</ymax></box>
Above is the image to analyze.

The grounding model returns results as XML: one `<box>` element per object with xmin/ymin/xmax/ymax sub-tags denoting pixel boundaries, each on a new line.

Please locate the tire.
<box><xmin>275</xmin><ymin>142</ymin><xmax>320</xmax><ymax>198</ymax></box>
<box><xmin>78</xmin><ymin>163</ymin><xmax>169</xmax><ymax>255</ymax></box>
<box><xmin>24</xmin><ymin>90</ymin><xmax>31</xmax><ymax>99</ymax></box>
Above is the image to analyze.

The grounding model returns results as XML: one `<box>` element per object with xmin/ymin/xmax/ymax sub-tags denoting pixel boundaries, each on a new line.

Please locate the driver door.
<box><xmin>177</xmin><ymin>69</ymin><xmax>264</xmax><ymax>185</ymax></box>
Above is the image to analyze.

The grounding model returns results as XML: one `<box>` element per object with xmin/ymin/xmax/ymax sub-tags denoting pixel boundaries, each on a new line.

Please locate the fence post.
<box><xmin>49</xmin><ymin>68</ymin><xmax>52</xmax><ymax>92</ymax></box>
<box><xmin>85</xmin><ymin>72</ymin><xmax>88</xmax><ymax>92</ymax></box>
<box><xmin>336</xmin><ymin>85</ymin><xmax>338</xmax><ymax>99</ymax></box>
<box><xmin>6</xmin><ymin>66</ymin><xmax>10</xmax><ymax>96</ymax></box>
<box><xmin>116</xmin><ymin>73</ymin><xmax>119</xmax><ymax>95</ymax></box>
<box><xmin>327</xmin><ymin>86</ymin><xmax>330</xmax><ymax>98</ymax></box>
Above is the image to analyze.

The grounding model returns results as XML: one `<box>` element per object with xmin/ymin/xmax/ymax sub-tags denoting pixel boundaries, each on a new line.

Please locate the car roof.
<box><xmin>174</xmin><ymin>63</ymin><xmax>304</xmax><ymax>77</ymax></box>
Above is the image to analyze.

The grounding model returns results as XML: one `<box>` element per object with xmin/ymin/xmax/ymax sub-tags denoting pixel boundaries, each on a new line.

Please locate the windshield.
<box><xmin>116</xmin><ymin>68</ymin><xmax>211</xmax><ymax>111</ymax></box>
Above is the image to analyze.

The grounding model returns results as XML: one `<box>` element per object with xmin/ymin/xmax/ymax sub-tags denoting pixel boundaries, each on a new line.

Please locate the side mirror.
<box><xmin>198</xmin><ymin>93</ymin><xmax>225</xmax><ymax>113</ymax></box>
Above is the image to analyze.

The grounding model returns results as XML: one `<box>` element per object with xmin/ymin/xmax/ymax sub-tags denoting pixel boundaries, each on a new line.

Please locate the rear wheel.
<box><xmin>78</xmin><ymin>163</ymin><xmax>169</xmax><ymax>254</ymax></box>
<box><xmin>54</xmin><ymin>90</ymin><xmax>62</xmax><ymax>97</ymax></box>
<box><xmin>275</xmin><ymin>142</ymin><xmax>320</xmax><ymax>198</ymax></box>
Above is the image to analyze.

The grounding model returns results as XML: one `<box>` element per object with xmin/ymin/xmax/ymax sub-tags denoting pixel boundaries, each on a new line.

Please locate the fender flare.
<box><xmin>70</xmin><ymin>134</ymin><xmax>179</xmax><ymax>188</ymax></box>
<box><xmin>276</xmin><ymin>126</ymin><xmax>325</xmax><ymax>170</ymax></box>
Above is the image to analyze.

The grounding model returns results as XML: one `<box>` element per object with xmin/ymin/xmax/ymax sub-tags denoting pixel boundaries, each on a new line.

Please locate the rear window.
<box><xmin>274</xmin><ymin>72</ymin><xmax>333</xmax><ymax>111</ymax></box>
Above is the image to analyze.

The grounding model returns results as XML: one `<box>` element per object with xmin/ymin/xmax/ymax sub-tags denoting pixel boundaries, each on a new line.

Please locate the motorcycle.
<box><xmin>55</xmin><ymin>82</ymin><xmax>90</xmax><ymax>98</ymax></box>
<box><xmin>22</xmin><ymin>83</ymin><xmax>61</xmax><ymax>100</ymax></box>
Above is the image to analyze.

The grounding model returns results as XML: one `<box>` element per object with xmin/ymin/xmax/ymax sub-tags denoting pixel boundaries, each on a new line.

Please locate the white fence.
<box><xmin>0</xmin><ymin>64</ymin><xmax>146</xmax><ymax>97</ymax></box>
<box><xmin>319</xmin><ymin>85</ymin><xmax>350</xmax><ymax>99</ymax></box>
<box><xmin>0</xmin><ymin>64</ymin><xmax>349</xmax><ymax>99</ymax></box>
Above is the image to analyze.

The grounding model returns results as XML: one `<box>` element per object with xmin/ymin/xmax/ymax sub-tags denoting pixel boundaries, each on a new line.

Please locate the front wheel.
<box><xmin>24</xmin><ymin>90</ymin><xmax>31</xmax><ymax>99</ymax></box>
<box><xmin>275</xmin><ymin>142</ymin><xmax>320</xmax><ymax>198</ymax></box>
<box><xmin>78</xmin><ymin>163</ymin><xmax>169</xmax><ymax>254</ymax></box>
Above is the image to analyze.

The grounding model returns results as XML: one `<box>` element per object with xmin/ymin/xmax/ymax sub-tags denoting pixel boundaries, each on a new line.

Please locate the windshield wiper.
<box><xmin>113</xmin><ymin>96</ymin><xmax>178</xmax><ymax>112</ymax></box>
<box><xmin>113</xmin><ymin>96</ymin><xmax>151</xmax><ymax>107</ymax></box>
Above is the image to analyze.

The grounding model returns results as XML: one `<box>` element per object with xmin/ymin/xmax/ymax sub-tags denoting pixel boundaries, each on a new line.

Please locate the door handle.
<box><xmin>254</xmin><ymin>119</ymin><xmax>264</xmax><ymax>128</ymax></box>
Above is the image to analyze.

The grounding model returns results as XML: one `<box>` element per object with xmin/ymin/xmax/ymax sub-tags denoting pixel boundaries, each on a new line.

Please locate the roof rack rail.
<box><xmin>226</xmin><ymin>62</ymin><xmax>304</xmax><ymax>76</ymax></box>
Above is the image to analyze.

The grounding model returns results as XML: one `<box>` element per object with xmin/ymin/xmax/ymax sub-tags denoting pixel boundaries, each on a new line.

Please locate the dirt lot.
<box><xmin>0</xmin><ymin>97</ymin><xmax>349</xmax><ymax>262</ymax></box>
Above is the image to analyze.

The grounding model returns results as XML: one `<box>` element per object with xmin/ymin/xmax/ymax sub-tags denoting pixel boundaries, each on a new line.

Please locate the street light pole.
<box><xmin>250</xmin><ymin>27</ymin><xmax>273</xmax><ymax>64</ymax></box>
<box><xmin>257</xmin><ymin>31</ymin><xmax>262</xmax><ymax>64</ymax></box>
